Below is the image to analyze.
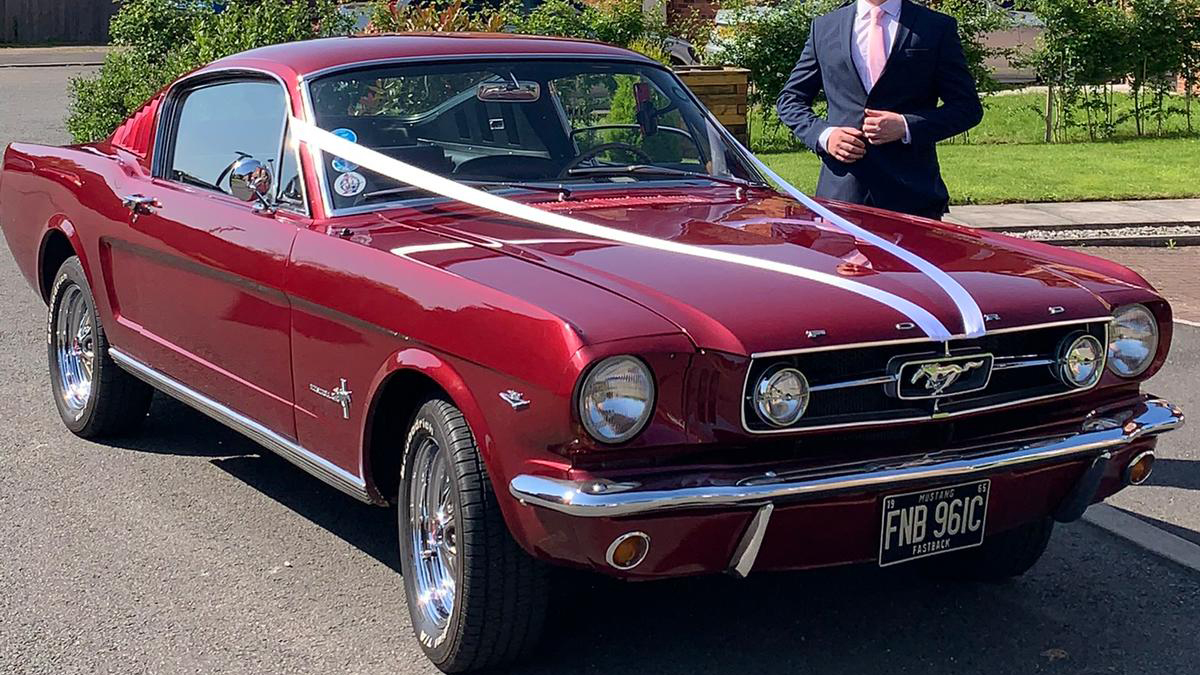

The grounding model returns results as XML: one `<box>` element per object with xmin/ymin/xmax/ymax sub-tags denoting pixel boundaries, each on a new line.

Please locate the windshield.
<box><xmin>307</xmin><ymin>58</ymin><xmax>762</xmax><ymax>211</ymax></box>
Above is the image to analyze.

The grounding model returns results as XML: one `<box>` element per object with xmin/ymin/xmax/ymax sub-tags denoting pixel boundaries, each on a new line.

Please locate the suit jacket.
<box><xmin>776</xmin><ymin>0</ymin><xmax>983</xmax><ymax>217</ymax></box>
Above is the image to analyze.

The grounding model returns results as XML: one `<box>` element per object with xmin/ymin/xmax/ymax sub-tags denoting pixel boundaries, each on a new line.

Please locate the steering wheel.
<box><xmin>558</xmin><ymin>142</ymin><xmax>652</xmax><ymax>177</ymax></box>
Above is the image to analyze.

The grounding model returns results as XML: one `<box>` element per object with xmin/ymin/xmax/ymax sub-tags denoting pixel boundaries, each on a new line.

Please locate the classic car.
<box><xmin>0</xmin><ymin>34</ymin><xmax>1183</xmax><ymax>673</ymax></box>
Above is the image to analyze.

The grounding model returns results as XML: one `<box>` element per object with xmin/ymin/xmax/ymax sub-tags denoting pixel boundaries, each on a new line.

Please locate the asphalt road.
<box><xmin>1</xmin><ymin>66</ymin><xmax>1198</xmax><ymax>675</ymax></box>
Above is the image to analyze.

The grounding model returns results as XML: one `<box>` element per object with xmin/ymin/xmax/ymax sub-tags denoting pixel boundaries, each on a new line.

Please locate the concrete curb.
<box><xmin>1016</xmin><ymin>235</ymin><xmax>1200</xmax><ymax>248</ymax></box>
<box><xmin>1082</xmin><ymin>504</ymin><xmax>1200</xmax><ymax>574</ymax></box>
<box><xmin>0</xmin><ymin>61</ymin><xmax>104</xmax><ymax>68</ymax></box>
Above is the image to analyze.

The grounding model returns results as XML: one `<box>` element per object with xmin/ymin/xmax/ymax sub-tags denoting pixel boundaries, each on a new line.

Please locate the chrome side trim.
<box><xmin>808</xmin><ymin>374</ymin><xmax>896</xmax><ymax>393</ymax></box>
<box><xmin>993</xmin><ymin>357</ymin><xmax>1056</xmax><ymax>370</ymax></box>
<box><xmin>109</xmin><ymin>348</ymin><xmax>371</xmax><ymax>503</ymax></box>
<box><xmin>509</xmin><ymin>397</ymin><xmax>1183</xmax><ymax>518</ymax></box>
<box><xmin>740</xmin><ymin>320</ymin><xmax>1110</xmax><ymax>435</ymax></box>
<box><xmin>729</xmin><ymin>503</ymin><xmax>774</xmax><ymax>578</ymax></box>
<box><xmin>749</xmin><ymin>316</ymin><xmax>1113</xmax><ymax>359</ymax></box>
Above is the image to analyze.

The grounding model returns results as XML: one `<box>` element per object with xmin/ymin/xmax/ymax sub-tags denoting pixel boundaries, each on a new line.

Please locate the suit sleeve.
<box><xmin>902</xmin><ymin>18</ymin><xmax>984</xmax><ymax>146</ymax></box>
<box><xmin>775</xmin><ymin>25</ymin><xmax>831</xmax><ymax>155</ymax></box>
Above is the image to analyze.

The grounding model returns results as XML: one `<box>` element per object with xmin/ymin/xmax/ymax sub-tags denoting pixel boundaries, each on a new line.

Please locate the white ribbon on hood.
<box><xmin>290</xmin><ymin>117</ymin><xmax>971</xmax><ymax>342</ymax></box>
<box><xmin>724</xmin><ymin>134</ymin><xmax>987</xmax><ymax>338</ymax></box>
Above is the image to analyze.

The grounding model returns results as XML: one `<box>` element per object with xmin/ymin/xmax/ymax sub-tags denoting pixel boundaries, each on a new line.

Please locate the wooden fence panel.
<box><xmin>0</xmin><ymin>0</ymin><xmax>116</xmax><ymax>45</ymax></box>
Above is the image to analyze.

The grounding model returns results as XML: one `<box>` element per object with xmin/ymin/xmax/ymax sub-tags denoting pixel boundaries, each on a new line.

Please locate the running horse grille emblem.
<box><xmin>894</xmin><ymin>353</ymin><xmax>995</xmax><ymax>400</ymax></box>
<box><xmin>910</xmin><ymin>360</ymin><xmax>987</xmax><ymax>396</ymax></box>
<box><xmin>311</xmin><ymin>378</ymin><xmax>353</xmax><ymax>419</ymax></box>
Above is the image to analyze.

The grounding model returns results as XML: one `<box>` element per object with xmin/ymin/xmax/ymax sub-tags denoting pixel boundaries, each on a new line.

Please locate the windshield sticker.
<box><xmin>331</xmin><ymin>128</ymin><xmax>358</xmax><ymax>143</ymax></box>
<box><xmin>331</xmin><ymin>157</ymin><xmax>359</xmax><ymax>173</ymax></box>
<box><xmin>333</xmin><ymin>171</ymin><xmax>367</xmax><ymax>197</ymax></box>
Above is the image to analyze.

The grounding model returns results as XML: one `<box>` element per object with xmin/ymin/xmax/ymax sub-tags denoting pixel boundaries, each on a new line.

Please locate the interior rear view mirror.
<box><xmin>477</xmin><ymin>80</ymin><xmax>541</xmax><ymax>103</ymax></box>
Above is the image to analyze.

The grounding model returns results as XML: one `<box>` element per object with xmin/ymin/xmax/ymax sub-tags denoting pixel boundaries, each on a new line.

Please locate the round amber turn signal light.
<box><xmin>606</xmin><ymin>532</ymin><xmax>650</xmax><ymax>570</ymax></box>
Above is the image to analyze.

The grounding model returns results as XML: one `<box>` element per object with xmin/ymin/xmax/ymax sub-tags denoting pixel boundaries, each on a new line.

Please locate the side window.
<box><xmin>167</xmin><ymin>80</ymin><xmax>286</xmax><ymax>197</ymax></box>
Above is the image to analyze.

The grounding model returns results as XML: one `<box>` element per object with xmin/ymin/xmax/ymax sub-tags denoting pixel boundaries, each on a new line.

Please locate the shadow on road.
<box><xmin>1147</xmin><ymin>457</ymin><xmax>1200</xmax><ymax>492</ymax></box>
<box><xmin>115</xmin><ymin>400</ymin><xmax>1200</xmax><ymax>675</ymax></box>
<box><xmin>102</xmin><ymin>393</ymin><xmax>258</xmax><ymax>457</ymax></box>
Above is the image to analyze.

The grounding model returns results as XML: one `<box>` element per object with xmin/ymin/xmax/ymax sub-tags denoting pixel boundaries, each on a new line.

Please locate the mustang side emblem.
<box><xmin>311</xmin><ymin>378</ymin><xmax>353</xmax><ymax>419</ymax></box>
<box><xmin>499</xmin><ymin>390</ymin><xmax>531</xmax><ymax>410</ymax></box>
<box><xmin>910</xmin><ymin>360</ymin><xmax>987</xmax><ymax>397</ymax></box>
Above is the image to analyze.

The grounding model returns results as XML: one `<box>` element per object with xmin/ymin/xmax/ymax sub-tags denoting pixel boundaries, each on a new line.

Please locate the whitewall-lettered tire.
<box><xmin>47</xmin><ymin>256</ymin><xmax>152</xmax><ymax>438</ymax></box>
<box><xmin>398</xmin><ymin>398</ymin><xmax>549</xmax><ymax>673</ymax></box>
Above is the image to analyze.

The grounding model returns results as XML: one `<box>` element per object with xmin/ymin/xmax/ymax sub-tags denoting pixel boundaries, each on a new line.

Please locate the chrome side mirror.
<box><xmin>228</xmin><ymin>157</ymin><xmax>274</xmax><ymax>210</ymax></box>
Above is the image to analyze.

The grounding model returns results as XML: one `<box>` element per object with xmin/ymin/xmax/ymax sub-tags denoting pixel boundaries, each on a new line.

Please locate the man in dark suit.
<box><xmin>776</xmin><ymin>0</ymin><xmax>983</xmax><ymax>220</ymax></box>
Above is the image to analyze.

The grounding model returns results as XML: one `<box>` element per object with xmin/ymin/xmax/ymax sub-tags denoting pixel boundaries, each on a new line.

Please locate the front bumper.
<box><xmin>508</xmin><ymin>396</ymin><xmax>1182</xmax><ymax>576</ymax></box>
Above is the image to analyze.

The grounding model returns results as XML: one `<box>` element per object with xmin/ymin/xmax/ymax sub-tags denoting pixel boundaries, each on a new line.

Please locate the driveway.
<box><xmin>1</xmin><ymin>65</ymin><xmax>1197</xmax><ymax>675</ymax></box>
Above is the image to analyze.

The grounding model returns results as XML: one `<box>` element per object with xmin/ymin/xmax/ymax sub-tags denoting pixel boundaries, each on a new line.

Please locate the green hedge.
<box><xmin>67</xmin><ymin>0</ymin><xmax>353</xmax><ymax>143</ymax></box>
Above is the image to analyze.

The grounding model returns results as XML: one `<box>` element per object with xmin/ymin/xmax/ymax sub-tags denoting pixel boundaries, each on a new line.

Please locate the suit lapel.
<box><xmin>837</xmin><ymin>4</ymin><xmax>868</xmax><ymax>99</ymax></box>
<box><xmin>875</xmin><ymin>0</ymin><xmax>917</xmax><ymax>85</ymax></box>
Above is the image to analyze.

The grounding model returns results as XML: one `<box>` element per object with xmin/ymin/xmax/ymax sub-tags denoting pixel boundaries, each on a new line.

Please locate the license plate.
<box><xmin>878</xmin><ymin>480</ymin><xmax>990</xmax><ymax>567</ymax></box>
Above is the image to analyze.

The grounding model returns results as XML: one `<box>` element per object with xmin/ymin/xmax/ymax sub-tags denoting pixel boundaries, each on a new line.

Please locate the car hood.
<box><xmin>369</xmin><ymin>189</ymin><xmax>1149</xmax><ymax>355</ymax></box>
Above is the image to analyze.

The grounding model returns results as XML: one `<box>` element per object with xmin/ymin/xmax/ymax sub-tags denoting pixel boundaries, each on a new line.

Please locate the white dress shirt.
<box><xmin>818</xmin><ymin>0</ymin><xmax>910</xmax><ymax>153</ymax></box>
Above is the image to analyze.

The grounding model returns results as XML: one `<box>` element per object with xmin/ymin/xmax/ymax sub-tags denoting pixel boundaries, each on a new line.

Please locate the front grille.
<box><xmin>742</xmin><ymin>319</ymin><xmax>1110</xmax><ymax>432</ymax></box>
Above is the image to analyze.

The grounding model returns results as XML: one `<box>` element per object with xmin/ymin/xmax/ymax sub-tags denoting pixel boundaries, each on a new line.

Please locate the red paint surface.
<box><xmin>0</xmin><ymin>36</ymin><xmax>1175</xmax><ymax>578</ymax></box>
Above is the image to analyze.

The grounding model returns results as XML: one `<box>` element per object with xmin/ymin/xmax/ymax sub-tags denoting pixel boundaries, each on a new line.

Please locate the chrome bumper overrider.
<box><xmin>510</xmin><ymin>397</ymin><xmax>1183</xmax><ymax>519</ymax></box>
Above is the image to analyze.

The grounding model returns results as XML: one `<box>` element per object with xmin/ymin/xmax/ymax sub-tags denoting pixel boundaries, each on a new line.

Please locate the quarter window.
<box><xmin>167</xmin><ymin>79</ymin><xmax>286</xmax><ymax>197</ymax></box>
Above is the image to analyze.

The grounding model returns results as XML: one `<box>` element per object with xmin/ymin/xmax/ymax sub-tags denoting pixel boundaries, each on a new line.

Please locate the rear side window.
<box><xmin>167</xmin><ymin>80</ymin><xmax>286</xmax><ymax>196</ymax></box>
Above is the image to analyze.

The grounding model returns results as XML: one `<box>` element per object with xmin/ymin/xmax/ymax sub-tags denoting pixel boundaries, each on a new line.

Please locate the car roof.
<box><xmin>207</xmin><ymin>33</ymin><xmax>650</xmax><ymax>79</ymax></box>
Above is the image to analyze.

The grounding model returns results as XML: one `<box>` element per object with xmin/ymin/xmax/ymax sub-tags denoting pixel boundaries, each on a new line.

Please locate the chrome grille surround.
<box><xmin>741</xmin><ymin>317</ymin><xmax>1112</xmax><ymax>434</ymax></box>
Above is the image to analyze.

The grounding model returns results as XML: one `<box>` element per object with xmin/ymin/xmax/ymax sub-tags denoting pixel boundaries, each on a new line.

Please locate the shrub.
<box><xmin>366</xmin><ymin>0</ymin><xmax>510</xmax><ymax>33</ymax></box>
<box><xmin>67</xmin><ymin>0</ymin><xmax>354</xmax><ymax>143</ymax></box>
<box><xmin>714</xmin><ymin>0</ymin><xmax>839</xmax><ymax>111</ymax></box>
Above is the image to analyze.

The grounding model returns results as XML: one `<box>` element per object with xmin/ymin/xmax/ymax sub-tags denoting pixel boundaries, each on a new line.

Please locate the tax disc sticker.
<box><xmin>333</xmin><ymin>171</ymin><xmax>367</xmax><ymax>197</ymax></box>
<box><xmin>331</xmin><ymin>127</ymin><xmax>358</xmax><ymax>143</ymax></box>
<box><xmin>331</xmin><ymin>157</ymin><xmax>359</xmax><ymax>173</ymax></box>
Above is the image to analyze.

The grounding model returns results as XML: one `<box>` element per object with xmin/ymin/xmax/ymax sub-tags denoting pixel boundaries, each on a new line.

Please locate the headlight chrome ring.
<box><xmin>1107</xmin><ymin>304</ymin><xmax>1159</xmax><ymax>378</ymax></box>
<box><xmin>753</xmin><ymin>367</ymin><xmax>810</xmax><ymax>428</ymax></box>
<box><xmin>577</xmin><ymin>355</ymin><xmax>656</xmax><ymax>444</ymax></box>
<box><xmin>1057</xmin><ymin>332</ymin><xmax>1104</xmax><ymax>389</ymax></box>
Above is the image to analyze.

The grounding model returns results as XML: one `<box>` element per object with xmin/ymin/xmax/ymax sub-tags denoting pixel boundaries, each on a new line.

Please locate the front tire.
<box><xmin>398</xmin><ymin>399</ymin><xmax>549</xmax><ymax>673</ymax></box>
<box><xmin>47</xmin><ymin>256</ymin><xmax>152</xmax><ymax>438</ymax></box>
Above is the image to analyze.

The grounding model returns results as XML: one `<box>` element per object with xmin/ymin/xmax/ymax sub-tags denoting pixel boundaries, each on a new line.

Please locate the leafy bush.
<box><xmin>67</xmin><ymin>0</ymin><xmax>354</xmax><ymax>143</ymax></box>
<box><xmin>366</xmin><ymin>0</ymin><xmax>509</xmax><ymax>33</ymax></box>
<box><xmin>714</xmin><ymin>0</ymin><xmax>839</xmax><ymax>110</ymax></box>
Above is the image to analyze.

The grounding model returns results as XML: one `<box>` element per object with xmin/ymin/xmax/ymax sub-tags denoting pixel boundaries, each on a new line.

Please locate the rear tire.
<box><xmin>936</xmin><ymin>517</ymin><xmax>1054</xmax><ymax>581</ymax></box>
<box><xmin>398</xmin><ymin>398</ymin><xmax>549</xmax><ymax>673</ymax></box>
<box><xmin>47</xmin><ymin>256</ymin><xmax>152</xmax><ymax>438</ymax></box>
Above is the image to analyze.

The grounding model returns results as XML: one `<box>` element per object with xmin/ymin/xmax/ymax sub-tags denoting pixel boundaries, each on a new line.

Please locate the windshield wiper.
<box><xmin>461</xmin><ymin>180</ymin><xmax>572</xmax><ymax>202</ymax></box>
<box><xmin>359</xmin><ymin>180</ymin><xmax>572</xmax><ymax>204</ymax></box>
<box><xmin>565</xmin><ymin>164</ymin><xmax>768</xmax><ymax>192</ymax></box>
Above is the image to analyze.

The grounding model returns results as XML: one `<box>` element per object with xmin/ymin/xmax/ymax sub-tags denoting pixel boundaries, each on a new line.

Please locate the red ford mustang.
<box><xmin>0</xmin><ymin>34</ymin><xmax>1184</xmax><ymax>672</ymax></box>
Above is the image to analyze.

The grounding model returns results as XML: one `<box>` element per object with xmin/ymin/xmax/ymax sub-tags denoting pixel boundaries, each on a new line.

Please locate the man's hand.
<box><xmin>863</xmin><ymin>109</ymin><xmax>908</xmax><ymax>145</ymax></box>
<box><xmin>824</xmin><ymin>127</ymin><xmax>867</xmax><ymax>163</ymax></box>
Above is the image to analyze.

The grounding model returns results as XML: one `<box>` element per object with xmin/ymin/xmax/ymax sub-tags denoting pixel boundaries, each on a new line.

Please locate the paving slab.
<box><xmin>949</xmin><ymin>199</ymin><xmax>1200</xmax><ymax>230</ymax></box>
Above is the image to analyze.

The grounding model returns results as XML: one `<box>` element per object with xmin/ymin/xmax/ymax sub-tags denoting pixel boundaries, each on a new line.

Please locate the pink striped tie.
<box><xmin>867</xmin><ymin>6</ymin><xmax>888</xmax><ymax>89</ymax></box>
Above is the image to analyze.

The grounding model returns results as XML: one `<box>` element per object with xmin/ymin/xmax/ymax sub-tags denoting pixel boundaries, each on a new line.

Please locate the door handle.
<box><xmin>121</xmin><ymin>194</ymin><xmax>160</xmax><ymax>215</ymax></box>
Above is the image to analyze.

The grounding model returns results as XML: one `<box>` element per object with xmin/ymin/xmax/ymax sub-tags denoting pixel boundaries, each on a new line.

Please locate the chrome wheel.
<box><xmin>54</xmin><ymin>284</ymin><xmax>95</xmax><ymax>415</ymax></box>
<box><xmin>408</xmin><ymin>433</ymin><xmax>458</xmax><ymax>633</ymax></box>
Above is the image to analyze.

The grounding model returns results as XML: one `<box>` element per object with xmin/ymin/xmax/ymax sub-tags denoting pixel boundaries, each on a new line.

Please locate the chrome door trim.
<box><xmin>109</xmin><ymin>348</ymin><xmax>371</xmax><ymax>503</ymax></box>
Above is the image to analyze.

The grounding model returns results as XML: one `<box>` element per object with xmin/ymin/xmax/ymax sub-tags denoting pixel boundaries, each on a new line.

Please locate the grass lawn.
<box><xmin>751</xmin><ymin>91</ymin><xmax>1200</xmax><ymax>205</ymax></box>
<box><xmin>759</xmin><ymin>137</ymin><xmax>1200</xmax><ymax>205</ymax></box>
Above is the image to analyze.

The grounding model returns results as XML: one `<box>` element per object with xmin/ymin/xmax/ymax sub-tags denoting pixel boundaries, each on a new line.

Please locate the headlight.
<box><xmin>1058</xmin><ymin>333</ymin><xmax>1104</xmax><ymax>388</ymax></box>
<box><xmin>578</xmin><ymin>356</ymin><xmax>655</xmax><ymax>443</ymax></box>
<box><xmin>1108</xmin><ymin>304</ymin><xmax>1159</xmax><ymax>377</ymax></box>
<box><xmin>753</xmin><ymin>367</ymin><xmax>810</xmax><ymax>427</ymax></box>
